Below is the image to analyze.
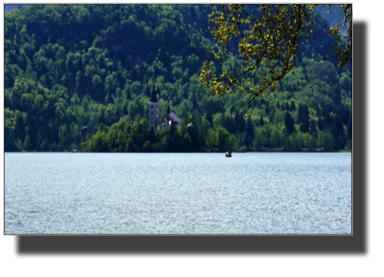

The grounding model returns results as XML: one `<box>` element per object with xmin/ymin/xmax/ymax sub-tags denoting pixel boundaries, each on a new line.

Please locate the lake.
<box><xmin>5</xmin><ymin>152</ymin><xmax>352</xmax><ymax>235</ymax></box>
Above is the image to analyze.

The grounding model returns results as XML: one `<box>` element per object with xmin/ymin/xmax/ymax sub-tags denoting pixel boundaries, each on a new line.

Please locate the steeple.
<box><xmin>167</xmin><ymin>105</ymin><xmax>170</xmax><ymax>114</ymax></box>
<box><xmin>148</xmin><ymin>82</ymin><xmax>159</xmax><ymax>131</ymax></box>
<box><xmin>150</xmin><ymin>83</ymin><xmax>157</xmax><ymax>102</ymax></box>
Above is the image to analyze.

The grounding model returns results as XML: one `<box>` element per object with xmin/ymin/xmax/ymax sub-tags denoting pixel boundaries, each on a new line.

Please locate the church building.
<box><xmin>148</xmin><ymin>84</ymin><xmax>160</xmax><ymax>131</ymax></box>
<box><xmin>148</xmin><ymin>83</ymin><xmax>181</xmax><ymax>130</ymax></box>
<box><xmin>160</xmin><ymin>105</ymin><xmax>181</xmax><ymax>129</ymax></box>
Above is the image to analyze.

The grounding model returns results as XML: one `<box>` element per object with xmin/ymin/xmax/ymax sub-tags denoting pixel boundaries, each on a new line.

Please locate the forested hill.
<box><xmin>4</xmin><ymin>4</ymin><xmax>351</xmax><ymax>152</ymax></box>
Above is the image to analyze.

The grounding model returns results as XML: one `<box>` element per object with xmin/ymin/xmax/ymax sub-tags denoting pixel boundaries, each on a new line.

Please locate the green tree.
<box><xmin>143</xmin><ymin>140</ymin><xmax>152</xmax><ymax>152</ymax></box>
<box><xmin>116</xmin><ymin>131</ymin><xmax>127</xmax><ymax>152</ymax></box>
<box><xmin>199</xmin><ymin>118</ymin><xmax>211</xmax><ymax>149</ymax></box>
<box><xmin>206</xmin><ymin>128</ymin><xmax>217</xmax><ymax>150</ymax></box>
<box><xmin>126</xmin><ymin>137</ymin><xmax>135</xmax><ymax>152</ymax></box>
<box><xmin>23</xmin><ymin>134</ymin><xmax>33</xmax><ymax>151</ymax></box>
<box><xmin>290</xmin><ymin>134</ymin><xmax>301</xmax><ymax>151</ymax></box>
<box><xmin>253</xmin><ymin>136</ymin><xmax>261</xmax><ymax>150</ymax></box>
<box><xmin>5</xmin><ymin>132</ymin><xmax>18</xmax><ymax>151</ymax></box>
<box><xmin>290</xmin><ymin>102</ymin><xmax>296</xmax><ymax>111</ymax></box>
<box><xmin>81</xmin><ymin>97</ymin><xmax>89</xmax><ymax>112</ymax></box>
<box><xmin>54</xmin><ymin>98</ymin><xmax>67</xmax><ymax>126</ymax></box>
<box><xmin>130</xmin><ymin>81</ymin><xmax>142</xmax><ymax>96</ymax></box>
<box><xmin>260</xmin><ymin>124</ymin><xmax>272</xmax><ymax>149</ymax></box>
<box><xmin>235</xmin><ymin>112</ymin><xmax>245</xmax><ymax>132</ymax></box>
<box><xmin>309</xmin><ymin>119</ymin><xmax>317</xmax><ymax>135</ymax></box>
<box><xmin>317</xmin><ymin>130</ymin><xmax>335</xmax><ymax>151</ymax></box>
<box><xmin>327</xmin><ymin>4</ymin><xmax>352</xmax><ymax>69</ymax></box>
<box><xmin>284</xmin><ymin>111</ymin><xmax>295</xmax><ymax>134</ymax></box>
<box><xmin>246</xmin><ymin>117</ymin><xmax>255</xmax><ymax>141</ymax></box>
<box><xmin>92</xmin><ymin>75</ymin><xmax>103</xmax><ymax>101</ymax></box>
<box><xmin>259</xmin><ymin>116</ymin><xmax>264</xmax><ymax>127</ymax></box>
<box><xmin>216</xmin><ymin>126</ymin><xmax>231</xmax><ymax>151</ymax></box>
<box><xmin>11</xmin><ymin>81</ymin><xmax>24</xmax><ymax>110</ymax></box>
<box><xmin>205</xmin><ymin>110</ymin><xmax>213</xmax><ymax>124</ymax></box>
<box><xmin>14</xmin><ymin>110</ymin><xmax>24</xmax><ymax>140</ymax></box>
<box><xmin>186</xmin><ymin>116</ymin><xmax>200</xmax><ymax>151</ymax></box>
<box><xmin>340</xmin><ymin>73</ymin><xmax>351</xmax><ymax>94</ymax></box>
<box><xmin>212</xmin><ymin>112</ymin><xmax>222</xmax><ymax>126</ymax></box>
<box><xmin>88</xmin><ymin>130</ymin><xmax>108</xmax><ymax>152</ymax></box>
<box><xmin>200</xmin><ymin>4</ymin><xmax>352</xmax><ymax>112</ymax></box>
<box><xmin>282</xmin><ymin>131</ymin><xmax>291</xmax><ymax>151</ymax></box>
<box><xmin>271</xmin><ymin>129</ymin><xmax>281</xmax><ymax>149</ymax></box>
<box><xmin>40</xmin><ymin>139</ymin><xmax>49</xmax><ymax>152</ymax></box>
<box><xmin>298</xmin><ymin>104</ymin><xmax>310</xmax><ymax>133</ymax></box>
<box><xmin>70</xmin><ymin>93</ymin><xmax>80</xmax><ymax>106</ymax></box>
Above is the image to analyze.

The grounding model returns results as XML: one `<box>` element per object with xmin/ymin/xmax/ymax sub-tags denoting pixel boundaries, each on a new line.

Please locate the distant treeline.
<box><xmin>4</xmin><ymin>4</ymin><xmax>351</xmax><ymax>152</ymax></box>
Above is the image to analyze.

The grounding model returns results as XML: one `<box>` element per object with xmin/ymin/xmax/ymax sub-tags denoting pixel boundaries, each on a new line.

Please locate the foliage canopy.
<box><xmin>4</xmin><ymin>4</ymin><xmax>352</xmax><ymax>153</ymax></box>
<box><xmin>200</xmin><ymin>4</ymin><xmax>352</xmax><ymax>114</ymax></box>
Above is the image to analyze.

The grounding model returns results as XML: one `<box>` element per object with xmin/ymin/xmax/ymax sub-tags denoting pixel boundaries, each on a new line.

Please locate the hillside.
<box><xmin>4</xmin><ymin>4</ymin><xmax>351</xmax><ymax>152</ymax></box>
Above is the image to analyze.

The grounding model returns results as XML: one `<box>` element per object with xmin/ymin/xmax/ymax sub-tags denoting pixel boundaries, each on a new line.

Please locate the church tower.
<box><xmin>148</xmin><ymin>83</ymin><xmax>159</xmax><ymax>130</ymax></box>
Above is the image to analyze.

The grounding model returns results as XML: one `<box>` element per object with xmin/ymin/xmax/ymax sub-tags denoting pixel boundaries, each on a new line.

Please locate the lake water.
<box><xmin>5</xmin><ymin>152</ymin><xmax>351</xmax><ymax>235</ymax></box>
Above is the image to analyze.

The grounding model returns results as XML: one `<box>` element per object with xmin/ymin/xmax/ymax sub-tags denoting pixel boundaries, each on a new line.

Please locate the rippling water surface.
<box><xmin>5</xmin><ymin>152</ymin><xmax>351</xmax><ymax>234</ymax></box>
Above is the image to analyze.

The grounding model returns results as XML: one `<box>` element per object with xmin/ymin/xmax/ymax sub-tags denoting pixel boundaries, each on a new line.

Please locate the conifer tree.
<box><xmin>259</xmin><ymin>116</ymin><xmax>264</xmax><ymax>127</ymax></box>
<box><xmin>246</xmin><ymin>117</ymin><xmax>255</xmax><ymax>141</ymax></box>
<box><xmin>228</xmin><ymin>116</ymin><xmax>236</xmax><ymax>133</ymax></box>
<box><xmin>318</xmin><ymin>118</ymin><xmax>324</xmax><ymax>131</ymax></box>
<box><xmin>192</xmin><ymin>91</ymin><xmax>197</xmax><ymax>109</ymax></box>
<box><xmin>23</xmin><ymin>134</ymin><xmax>33</xmax><ymax>151</ymax></box>
<box><xmin>300</xmin><ymin>120</ymin><xmax>310</xmax><ymax>133</ymax></box>
<box><xmin>284</xmin><ymin>111</ymin><xmax>295</xmax><ymax>134</ymax></box>
<box><xmin>243</xmin><ymin>132</ymin><xmax>252</xmax><ymax>148</ymax></box>
<box><xmin>238</xmin><ymin>112</ymin><xmax>246</xmax><ymax>131</ymax></box>
<box><xmin>234</xmin><ymin>112</ymin><xmax>243</xmax><ymax>132</ymax></box>
<box><xmin>290</xmin><ymin>102</ymin><xmax>296</xmax><ymax>111</ymax></box>
<box><xmin>310</xmin><ymin>120</ymin><xmax>317</xmax><ymax>134</ymax></box>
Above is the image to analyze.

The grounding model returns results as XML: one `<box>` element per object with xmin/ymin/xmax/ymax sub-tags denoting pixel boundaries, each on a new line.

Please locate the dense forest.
<box><xmin>4</xmin><ymin>4</ymin><xmax>352</xmax><ymax>152</ymax></box>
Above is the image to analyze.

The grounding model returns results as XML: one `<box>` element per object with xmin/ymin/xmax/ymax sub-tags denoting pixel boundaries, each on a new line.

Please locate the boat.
<box><xmin>225</xmin><ymin>151</ymin><xmax>232</xmax><ymax>158</ymax></box>
<box><xmin>72</xmin><ymin>149</ymin><xmax>78</xmax><ymax>153</ymax></box>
